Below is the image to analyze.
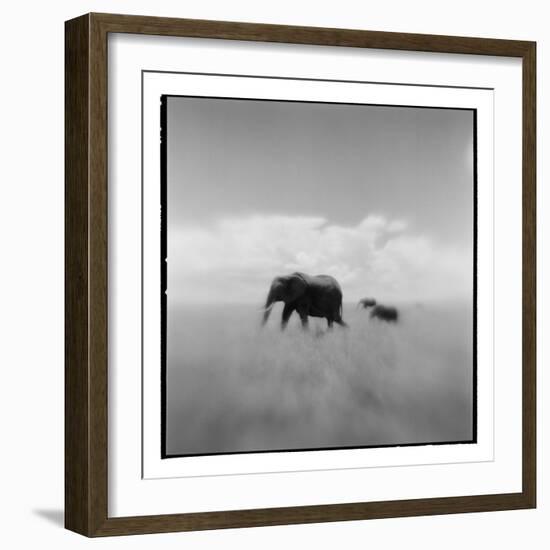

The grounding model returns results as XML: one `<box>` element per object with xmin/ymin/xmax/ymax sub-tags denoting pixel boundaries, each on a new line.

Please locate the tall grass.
<box><xmin>166</xmin><ymin>302</ymin><xmax>473</xmax><ymax>455</ymax></box>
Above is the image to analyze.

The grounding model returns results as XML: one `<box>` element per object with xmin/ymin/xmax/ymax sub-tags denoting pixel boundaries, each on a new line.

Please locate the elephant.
<box><xmin>370</xmin><ymin>304</ymin><xmax>399</xmax><ymax>323</ymax></box>
<box><xmin>357</xmin><ymin>297</ymin><xmax>377</xmax><ymax>309</ymax></box>
<box><xmin>261</xmin><ymin>272</ymin><xmax>348</xmax><ymax>330</ymax></box>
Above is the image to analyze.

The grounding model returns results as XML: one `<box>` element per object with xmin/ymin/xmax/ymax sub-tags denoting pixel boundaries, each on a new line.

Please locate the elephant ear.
<box><xmin>285</xmin><ymin>273</ymin><xmax>308</xmax><ymax>301</ymax></box>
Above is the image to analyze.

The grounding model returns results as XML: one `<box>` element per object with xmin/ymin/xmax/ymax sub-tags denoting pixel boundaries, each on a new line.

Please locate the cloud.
<box><xmin>168</xmin><ymin>214</ymin><xmax>472</xmax><ymax>304</ymax></box>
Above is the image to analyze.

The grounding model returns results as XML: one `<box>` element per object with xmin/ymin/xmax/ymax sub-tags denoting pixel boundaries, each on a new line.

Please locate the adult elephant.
<box><xmin>261</xmin><ymin>272</ymin><xmax>348</xmax><ymax>329</ymax></box>
<box><xmin>357</xmin><ymin>297</ymin><xmax>377</xmax><ymax>309</ymax></box>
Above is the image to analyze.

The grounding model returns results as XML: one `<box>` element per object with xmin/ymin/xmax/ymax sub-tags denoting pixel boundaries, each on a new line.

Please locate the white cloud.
<box><xmin>168</xmin><ymin>214</ymin><xmax>472</xmax><ymax>305</ymax></box>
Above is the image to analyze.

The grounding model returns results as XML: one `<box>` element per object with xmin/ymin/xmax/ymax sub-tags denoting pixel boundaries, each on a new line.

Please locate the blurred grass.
<box><xmin>166</xmin><ymin>302</ymin><xmax>474</xmax><ymax>455</ymax></box>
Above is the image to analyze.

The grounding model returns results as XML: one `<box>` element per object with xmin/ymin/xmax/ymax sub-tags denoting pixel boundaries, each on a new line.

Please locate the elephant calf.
<box><xmin>370</xmin><ymin>304</ymin><xmax>399</xmax><ymax>323</ymax></box>
<box><xmin>261</xmin><ymin>271</ymin><xmax>348</xmax><ymax>330</ymax></box>
<box><xmin>357</xmin><ymin>297</ymin><xmax>377</xmax><ymax>309</ymax></box>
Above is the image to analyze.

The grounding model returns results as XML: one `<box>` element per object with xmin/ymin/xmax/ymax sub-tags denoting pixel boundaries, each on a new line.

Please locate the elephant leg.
<box><xmin>281</xmin><ymin>303</ymin><xmax>294</xmax><ymax>330</ymax></box>
<box><xmin>335</xmin><ymin>307</ymin><xmax>348</xmax><ymax>328</ymax></box>
<box><xmin>327</xmin><ymin>318</ymin><xmax>334</xmax><ymax>329</ymax></box>
<box><xmin>295</xmin><ymin>305</ymin><xmax>309</xmax><ymax>329</ymax></box>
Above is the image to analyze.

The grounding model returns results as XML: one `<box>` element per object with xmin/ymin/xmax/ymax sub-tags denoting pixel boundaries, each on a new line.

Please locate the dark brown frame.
<box><xmin>65</xmin><ymin>12</ymin><xmax>536</xmax><ymax>537</ymax></box>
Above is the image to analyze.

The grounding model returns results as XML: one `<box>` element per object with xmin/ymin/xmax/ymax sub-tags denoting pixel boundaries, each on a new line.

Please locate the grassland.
<box><xmin>165</xmin><ymin>302</ymin><xmax>474</xmax><ymax>456</ymax></box>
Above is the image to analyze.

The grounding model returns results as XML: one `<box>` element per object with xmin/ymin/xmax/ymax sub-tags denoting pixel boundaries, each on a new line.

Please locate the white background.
<box><xmin>0</xmin><ymin>0</ymin><xmax>546</xmax><ymax>547</ymax></box>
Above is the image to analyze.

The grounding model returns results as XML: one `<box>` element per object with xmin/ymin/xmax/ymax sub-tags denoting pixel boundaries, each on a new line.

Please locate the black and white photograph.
<box><xmin>161</xmin><ymin>94</ymin><xmax>476</xmax><ymax>457</ymax></box>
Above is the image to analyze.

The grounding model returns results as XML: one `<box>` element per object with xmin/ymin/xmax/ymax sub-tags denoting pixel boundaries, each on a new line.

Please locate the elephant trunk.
<box><xmin>261</xmin><ymin>289</ymin><xmax>276</xmax><ymax>326</ymax></box>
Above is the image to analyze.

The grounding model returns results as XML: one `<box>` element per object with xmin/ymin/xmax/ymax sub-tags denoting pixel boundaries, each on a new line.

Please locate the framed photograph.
<box><xmin>65</xmin><ymin>13</ymin><xmax>536</xmax><ymax>536</ymax></box>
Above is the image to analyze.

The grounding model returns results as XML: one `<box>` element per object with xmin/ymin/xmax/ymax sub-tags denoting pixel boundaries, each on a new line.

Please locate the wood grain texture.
<box><xmin>88</xmin><ymin>13</ymin><xmax>109</xmax><ymax>535</ymax></box>
<box><xmin>92</xmin><ymin>493</ymin><xmax>533</xmax><ymax>536</ymax></box>
<box><xmin>92</xmin><ymin>12</ymin><xmax>533</xmax><ymax>56</ymax></box>
<box><xmin>521</xmin><ymin>43</ymin><xmax>537</xmax><ymax>508</ymax></box>
<box><xmin>64</xmin><ymin>12</ymin><xmax>537</xmax><ymax>537</ymax></box>
<box><xmin>65</xmin><ymin>14</ymin><xmax>91</xmax><ymax>535</ymax></box>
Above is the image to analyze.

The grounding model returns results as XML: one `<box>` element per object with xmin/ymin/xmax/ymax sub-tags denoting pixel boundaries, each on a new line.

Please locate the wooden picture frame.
<box><xmin>65</xmin><ymin>12</ymin><xmax>536</xmax><ymax>537</ymax></box>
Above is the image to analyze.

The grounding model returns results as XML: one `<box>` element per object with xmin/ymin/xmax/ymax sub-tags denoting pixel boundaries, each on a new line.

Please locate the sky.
<box><xmin>165</xmin><ymin>96</ymin><xmax>474</xmax><ymax>305</ymax></box>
